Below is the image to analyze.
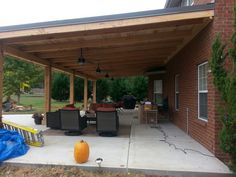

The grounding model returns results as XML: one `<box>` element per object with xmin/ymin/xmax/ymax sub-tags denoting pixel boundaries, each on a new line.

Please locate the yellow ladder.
<box><xmin>2</xmin><ymin>120</ymin><xmax>44</xmax><ymax>147</ymax></box>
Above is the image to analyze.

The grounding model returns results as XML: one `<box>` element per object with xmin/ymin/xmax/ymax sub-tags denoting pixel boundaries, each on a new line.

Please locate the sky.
<box><xmin>0</xmin><ymin>0</ymin><xmax>166</xmax><ymax>27</ymax></box>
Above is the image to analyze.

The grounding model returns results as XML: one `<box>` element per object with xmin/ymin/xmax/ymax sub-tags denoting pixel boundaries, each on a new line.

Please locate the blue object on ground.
<box><xmin>0</xmin><ymin>129</ymin><xmax>29</xmax><ymax>162</ymax></box>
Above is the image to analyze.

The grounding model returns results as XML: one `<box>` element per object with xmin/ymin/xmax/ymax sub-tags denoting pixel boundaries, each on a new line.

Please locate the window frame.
<box><xmin>153</xmin><ymin>80</ymin><xmax>163</xmax><ymax>105</ymax></box>
<box><xmin>198</xmin><ymin>61</ymin><xmax>208</xmax><ymax>121</ymax></box>
<box><xmin>175</xmin><ymin>74</ymin><xmax>180</xmax><ymax>111</ymax></box>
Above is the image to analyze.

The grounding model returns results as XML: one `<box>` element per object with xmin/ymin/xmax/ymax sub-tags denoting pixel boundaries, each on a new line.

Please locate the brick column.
<box><xmin>210</xmin><ymin>0</ymin><xmax>236</xmax><ymax>160</ymax></box>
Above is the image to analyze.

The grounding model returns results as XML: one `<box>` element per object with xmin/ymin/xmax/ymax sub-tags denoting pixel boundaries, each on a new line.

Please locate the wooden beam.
<box><xmin>3</xmin><ymin>18</ymin><xmax>205</xmax><ymax>45</ymax></box>
<box><xmin>70</xmin><ymin>72</ymin><xmax>75</xmax><ymax>104</ymax></box>
<box><xmin>47</xmin><ymin>47</ymin><xmax>177</xmax><ymax>64</ymax></box>
<box><xmin>36</xmin><ymin>39</ymin><xmax>181</xmax><ymax>59</ymax></box>
<box><xmin>50</xmin><ymin>49</ymin><xmax>172</xmax><ymax>63</ymax></box>
<box><xmin>92</xmin><ymin>81</ymin><xmax>96</xmax><ymax>104</ymax></box>
<box><xmin>166</xmin><ymin>21</ymin><xmax>211</xmax><ymax>63</ymax></box>
<box><xmin>67</xmin><ymin>58</ymin><xmax>165</xmax><ymax>70</ymax></box>
<box><xmin>3</xmin><ymin>46</ymin><xmax>96</xmax><ymax>80</ymax></box>
<box><xmin>20</xmin><ymin>30</ymin><xmax>188</xmax><ymax>52</ymax></box>
<box><xmin>83</xmin><ymin>78</ymin><xmax>88</xmax><ymax>111</ymax></box>
<box><xmin>44</xmin><ymin>65</ymin><xmax>52</xmax><ymax>113</ymax></box>
<box><xmin>0</xmin><ymin>46</ymin><xmax>4</xmax><ymax>127</ymax></box>
<box><xmin>4</xmin><ymin>46</ymin><xmax>49</xmax><ymax>66</ymax></box>
<box><xmin>0</xmin><ymin>10</ymin><xmax>214</xmax><ymax>39</ymax></box>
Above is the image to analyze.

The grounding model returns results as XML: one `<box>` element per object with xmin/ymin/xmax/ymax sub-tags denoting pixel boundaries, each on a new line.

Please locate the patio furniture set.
<box><xmin>46</xmin><ymin>103</ymin><xmax>119</xmax><ymax>136</ymax></box>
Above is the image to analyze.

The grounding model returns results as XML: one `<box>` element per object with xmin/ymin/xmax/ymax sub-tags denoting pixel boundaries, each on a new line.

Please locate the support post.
<box><xmin>92</xmin><ymin>80</ymin><xmax>97</xmax><ymax>103</ymax></box>
<box><xmin>83</xmin><ymin>78</ymin><xmax>88</xmax><ymax>110</ymax></box>
<box><xmin>44</xmin><ymin>65</ymin><xmax>52</xmax><ymax>113</ymax></box>
<box><xmin>0</xmin><ymin>47</ymin><xmax>4</xmax><ymax>127</ymax></box>
<box><xmin>69</xmin><ymin>73</ymin><xmax>75</xmax><ymax>104</ymax></box>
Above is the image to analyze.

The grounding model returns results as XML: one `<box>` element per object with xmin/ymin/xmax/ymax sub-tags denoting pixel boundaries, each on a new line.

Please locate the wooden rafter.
<box><xmin>3</xmin><ymin>46</ymin><xmax>96</xmax><ymax>80</ymax></box>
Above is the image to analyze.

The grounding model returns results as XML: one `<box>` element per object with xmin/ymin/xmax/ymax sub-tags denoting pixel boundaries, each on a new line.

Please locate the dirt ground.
<box><xmin>0</xmin><ymin>166</ymin><xmax>169</xmax><ymax>177</ymax></box>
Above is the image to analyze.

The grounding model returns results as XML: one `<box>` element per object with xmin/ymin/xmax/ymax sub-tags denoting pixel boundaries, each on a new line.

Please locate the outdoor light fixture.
<box><xmin>78</xmin><ymin>48</ymin><xmax>85</xmax><ymax>65</ymax></box>
<box><xmin>95</xmin><ymin>158</ymin><xmax>103</xmax><ymax>167</ymax></box>
<box><xmin>96</xmin><ymin>64</ymin><xmax>101</xmax><ymax>73</ymax></box>
<box><xmin>105</xmin><ymin>73</ymin><xmax>109</xmax><ymax>78</ymax></box>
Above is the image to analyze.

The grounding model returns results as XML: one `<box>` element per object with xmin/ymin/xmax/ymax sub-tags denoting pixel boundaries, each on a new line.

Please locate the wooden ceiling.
<box><xmin>0</xmin><ymin>7</ymin><xmax>214</xmax><ymax>80</ymax></box>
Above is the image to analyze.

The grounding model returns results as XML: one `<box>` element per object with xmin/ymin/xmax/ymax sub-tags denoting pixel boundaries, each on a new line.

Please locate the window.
<box><xmin>154</xmin><ymin>80</ymin><xmax>163</xmax><ymax>105</ymax></box>
<box><xmin>181</xmin><ymin>0</ymin><xmax>194</xmax><ymax>6</ymax></box>
<box><xmin>175</xmin><ymin>75</ymin><xmax>179</xmax><ymax>110</ymax></box>
<box><xmin>198</xmin><ymin>62</ymin><xmax>208</xmax><ymax>121</ymax></box>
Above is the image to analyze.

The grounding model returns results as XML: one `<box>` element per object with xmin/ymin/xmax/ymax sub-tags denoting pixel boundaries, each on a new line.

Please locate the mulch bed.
<box><xmin>0</xmin><ymin>166</ymin><xmax>169</xmax><ymax>177</ymax></box>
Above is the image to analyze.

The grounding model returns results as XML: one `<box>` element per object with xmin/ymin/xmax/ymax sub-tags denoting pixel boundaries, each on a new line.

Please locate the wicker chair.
<box><xmin>46</xmin><ymin>111</ymin><xmax>61</xmax><ymax>129</ymax></box>
<box><xmin>96</xmin><ymin>108</ymin><xmax>119</xmax><ymax>136</ymax></box>
<box><xmin>60</xmin><ymin>109</ymin><xmax>87</xmax><ymax>135</ymax></box>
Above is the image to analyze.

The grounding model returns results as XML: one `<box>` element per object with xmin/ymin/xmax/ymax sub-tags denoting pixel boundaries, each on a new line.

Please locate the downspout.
<box><xmin>186</xmin><ymin>107</ymin><xmax>189</xmax><ymax>134</ymax></box>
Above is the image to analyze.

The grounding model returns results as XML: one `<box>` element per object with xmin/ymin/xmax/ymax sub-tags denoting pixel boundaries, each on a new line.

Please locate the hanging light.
<box><xmin>105</xmin><ymin>73</ymin><xmax>109</xmax><ymax>78</ymax></box>
<box><xmin>96</xmin><ymin>64</ymin><xmax>101</xmax><ymax>73</ymax></box>
<box><xmin>78</xmin><ymin>48</ymin><xmax>85</xmax><ymax>65</ymax></box>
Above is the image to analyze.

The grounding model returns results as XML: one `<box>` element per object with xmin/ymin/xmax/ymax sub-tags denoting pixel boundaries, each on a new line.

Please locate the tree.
<box><xmin>74</xmin><ymin>77</ymin><xmax>84</xmax><ymax>102</ymax></box>
<box><xmin>110</xmin><ymin>78</ymin><xmax>129</xmax><ymax>102</ymax></box>
<box><xmin>131</xmin><ymin>76</ymin><xmax>148</xmax><ymax>101</ymax></box>
<box><xmin>210</xmin><ymin>7</ymin><xmax>236</xmax><ymax>171</ymax></box>
<box><xmin>96</xmin><ymin>79</ymin><xmax>111</xmax><ymax>102</ymax></box>
<box><xmin>51</xmin><ymin>72</ymin><xmax>69</xmax><ymax>101</ymax></box>
<box><xmin>3</xmin><ymin>56</ymin><xmax>43</xmax><ymax>103</ymax></box>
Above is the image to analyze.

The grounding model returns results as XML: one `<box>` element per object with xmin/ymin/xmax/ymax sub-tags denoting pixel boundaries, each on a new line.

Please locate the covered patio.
<box><xmin>2</xmin><ymin>112</ymin><xmax>231</xmax><ymax>176</ymax></box>
<box><xmin>0</xmin><ymin>2</ymin><xmax>233</xmax><ymax>176</ymax></box>
<box><xmin>0</xmin><ymin>4</ymin><xmax>214</xmax><ymax>116</ymax></box>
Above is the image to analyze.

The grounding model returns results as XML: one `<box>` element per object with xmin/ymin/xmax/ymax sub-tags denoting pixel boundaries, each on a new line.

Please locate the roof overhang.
<box><xmin>0</xmin><ymin>3</ymin><xmax>214</xmax><ymax>80</ymax></box>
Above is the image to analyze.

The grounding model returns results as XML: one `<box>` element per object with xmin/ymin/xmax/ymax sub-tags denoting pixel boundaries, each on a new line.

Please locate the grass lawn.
<box><xmin>3</xmin><ymin>94</ymin><xmax>82</xmax><ymax>114</ymax></box>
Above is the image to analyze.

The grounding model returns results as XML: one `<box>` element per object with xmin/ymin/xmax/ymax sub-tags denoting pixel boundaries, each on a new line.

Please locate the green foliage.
<box><xmin>96</xmin><ymin>76</ymin><xmax>148</xmax><ymax>102</ymax></box>
<box><xmin>131</xmin><ymin>76</ymin><xmax>148</xmax><ymax>101</ymax></box>
<box><xmin>51</xmin><ymin>72</ymin><xmax>69</xmax><ymax>101</ymax></box>
<box><xmin>110</xmin><ymin>78</ymin><xmax>129</xmax><ymax>102</ymax></box>
<box><xmin>210</xmin><ymin>6</ymin><xmax>236</xmax><ymax>170</ymax></box>
<box><xmin>74</xmin><ymin>77</ymin><xmax>84</xmax><ymax>101</ymax></box>
<box><xmin>96</xmin><ymin>79</ymin><xmax>111</xmax><ymax>102</ymax></box>
<box><xmin>3</xmin><ymin>56</ymin><xmax>43</xmax><ymax>103</ymax></box>
<box><xmin>51</xmin><ymin>73</ymin><xmax>148</xmax><ymax>104</ymax></box>
<box><xmin>51</xmin><ymin>73</ymin><xmax>87</xmax><ymax>102</ymax></box>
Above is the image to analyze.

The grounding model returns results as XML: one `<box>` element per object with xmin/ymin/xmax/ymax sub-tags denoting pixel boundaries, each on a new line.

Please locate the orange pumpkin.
<box><xmin>74</xmin><ymin>140</ymin><xmax>89</xmax><ymax>163</ymax></box>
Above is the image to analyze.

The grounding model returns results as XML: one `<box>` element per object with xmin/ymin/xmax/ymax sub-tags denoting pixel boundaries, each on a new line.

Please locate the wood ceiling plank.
<box><xmin>20</xmin><ymin>30</ymin><xmax>190</xmax><ymax>52</ymax></box>
<box><xmin>166</xmin><ymin>21</ymin><xmax>211</xmax><ymax>63</ymax></box>
<box><xmin>3</xmin><ymin>18</ymin><xmax>205</xmax><ymax>45</ymax></box>
<box><xmin>3</xmin><ymin>46</ymin><xmax>96</xmax><ymax>80</ymax></box>
<box><xmin>36</xmin><ymin>40</ymin><xmax>181</xmax><ymax>59</ymax></box>
<box><xmin>52</xmin><ymin>51</ymin><xmax>170</xmax><ymax>66</ymax></box>
<box><xmin>66</xmin><ymin>58</ymin><xmax>166</xmax><ymax>70</ymax></box>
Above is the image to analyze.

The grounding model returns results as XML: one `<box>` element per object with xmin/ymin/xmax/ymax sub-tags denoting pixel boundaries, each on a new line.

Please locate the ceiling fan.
<box><xmin>77</xmin><ymin>48</ymin><xmax>112</xmax><ymax>77</ymax></box>
<box><xmin>77</xmin><ymin>48</ymin><xmax>94</xmax><ymax>65</ymax></box>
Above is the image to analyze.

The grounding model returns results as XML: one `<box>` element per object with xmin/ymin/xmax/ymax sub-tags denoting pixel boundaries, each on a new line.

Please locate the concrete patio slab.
<box><xmin>1</xmin><ymin>113</ymin><xmax>233</xmax><ymax>176</ymax></box>
<box><xmin>6</xmin><ymin>136</ymin><xmax>129</xmax><ymax>169</ymax></box>
<box><xmin>128</xmin><ymin>122</ymin><xmax>231</xmax><ymax>174</ymax></box>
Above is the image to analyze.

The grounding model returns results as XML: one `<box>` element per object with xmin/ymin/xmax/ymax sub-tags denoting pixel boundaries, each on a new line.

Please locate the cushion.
<box><xmin>64</xmin><ymin>104</ymin><xmax>75</xmax><ymax>108</ymax></box>
<box><xmin>62</xmin><ymin>107</ymin><xmax>79</xmax><ymax>110</ymax></box>
<box><xmin>102</xmin><ymin>104</ymin><xmax>115</xmax><ymax>108</ymax></box>
<box><xmin>96</xmin><ymin>107</ymin><xmax>116</xmax><ymax>112</ymax></box>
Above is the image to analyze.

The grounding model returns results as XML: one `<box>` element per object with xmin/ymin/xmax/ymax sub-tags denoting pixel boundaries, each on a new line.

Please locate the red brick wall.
<box><xmin>209</xmin><ymin>0</ymin><xmax>236</xmax><ymax>160</ymax></box>
<box><xmin>148</xmin><ymin>0</ymin><xmax>236</xmax><ymax>160</ymax></box>
<box><xmin>165</xmin><ymin>23</ymin><xmax>214</xmax><ymax>151</ymax></box>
